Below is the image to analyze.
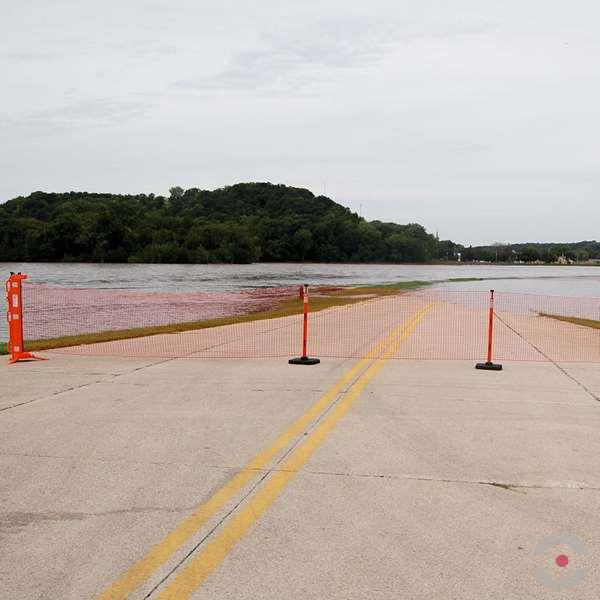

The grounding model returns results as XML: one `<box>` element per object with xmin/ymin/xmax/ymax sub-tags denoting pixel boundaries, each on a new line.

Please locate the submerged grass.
<box><xmin>540</xmin><ymin>312</ymin><xmax>600</xmax><ymax>330</ymax></box>
<box><xmin>446</xmin><ymin>277</ymin><xmax>485</xmax><ymax>283</ymax></box>
<box><xmin>0</xmin><ymin>281</ymin><xmax>430</xmax><ymax>355</ymax></box>
<box><xmin>339</xmin><ymin>280</ymin><xmax>430</xmax><ymax>293</ymax></box>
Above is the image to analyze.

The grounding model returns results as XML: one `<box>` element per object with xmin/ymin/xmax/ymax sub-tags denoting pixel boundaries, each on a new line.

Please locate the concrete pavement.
<box><xmin>1</xmin><ymin>352</ymin><xmax>599</xmax><ymax>599</ymax></box>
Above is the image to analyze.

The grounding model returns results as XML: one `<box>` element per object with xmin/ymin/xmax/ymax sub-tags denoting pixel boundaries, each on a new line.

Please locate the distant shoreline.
<box><xmin>1</xmin><ymin>260</ymin><xmax>599</xmax><ymax>267</ymax></box>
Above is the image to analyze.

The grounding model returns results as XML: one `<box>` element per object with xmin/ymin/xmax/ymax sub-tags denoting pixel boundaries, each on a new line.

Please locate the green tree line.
<box><xmin>463</xmin><ymin>242</ymin><xmax>600</xmax><ymax>263</ymax></box>
<box><xmin>0</xmin><ymin>183</ymin><xmax>443</xmax><ymax>264</ymax></box>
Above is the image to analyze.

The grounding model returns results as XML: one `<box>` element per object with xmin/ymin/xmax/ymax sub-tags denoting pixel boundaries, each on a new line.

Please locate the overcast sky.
<box><xmin>1</xmin><ymin>0</ymin><xmax>599</xmax><ymax>245</ymax></box>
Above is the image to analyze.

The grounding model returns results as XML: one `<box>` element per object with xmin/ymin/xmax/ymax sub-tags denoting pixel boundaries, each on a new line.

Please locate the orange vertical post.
<box><xmin>289</xmin><ymin>284</ymin><xmax>320</xmax><ymax>365</ymax></box>
<box><xmin>5</xmin><ymin>273</ymin><xmax>46</xmax><ymax>364</ymax></box>
<box><xmin>486</xmin><ymin>289</ymin><xmax>495</xmax><ymax>363</ymax></box>
<box><xmin>476</xmin><ymin>289</ymin><xmax>502</xmax><ymax>371</ymax></box>
<box><xmin>302</xmin><ymin>285</ymin><xmax>309</xmax><ymax>358</ymax></box>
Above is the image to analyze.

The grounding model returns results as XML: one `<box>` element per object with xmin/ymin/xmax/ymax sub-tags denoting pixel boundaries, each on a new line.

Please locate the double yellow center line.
<box><xmin>97</xmin><ymin>302</ymin><xmax>434</xmax><ymax>600</ymax></box>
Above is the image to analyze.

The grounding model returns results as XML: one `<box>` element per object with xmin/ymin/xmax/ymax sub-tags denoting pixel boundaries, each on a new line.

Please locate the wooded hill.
<box><xmin>0</xmin><ymin>183</ymin><xmax>443</xmax><ymax>264</ymax></box>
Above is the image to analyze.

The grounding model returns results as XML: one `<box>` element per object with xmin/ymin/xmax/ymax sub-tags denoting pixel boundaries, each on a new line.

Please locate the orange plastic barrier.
<box><xmin>289</xmin><ymin>284</ymin><xmax>320</xmax><ymax>365</ymax></box>
<box><xmin>5</xmin><ymin>273</ymin><xmax>46</xmax><ymax>364</ymax></box>
<box><xmin>7</xmin><ymin>279</ymin><xmax>600</xmax><ymax>363</ymax></box>
<box><xmin>475</xmin><ymin>290</ymin><xmax>503</xmax><ymax>371</ymax></box>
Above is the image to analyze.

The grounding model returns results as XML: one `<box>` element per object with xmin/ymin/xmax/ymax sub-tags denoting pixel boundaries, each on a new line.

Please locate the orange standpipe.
<box><xmin>5</xmin><ymin>273</ymin><xmax>46</xmax><ymax>364</ymax></box>
<box><xmin>475</xmin><ymin>289</ymin><xmax>502</xmax><ymax>371</ymax></box>
<box><xmin>289</xmin><ymin>283</ymin><xmax>320</xmax><ymax>365</ymax></box>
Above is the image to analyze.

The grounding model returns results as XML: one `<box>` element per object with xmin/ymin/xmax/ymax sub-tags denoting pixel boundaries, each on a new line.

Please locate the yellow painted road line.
<box><xmin>156</xmin><ymin>304</ymin><xmax>434</xmax><ymax>600</ymax></box>
<box><xmin>96</xmin><ymin>301</ymin><xmax>433</xmax><ymax>600</ymax></box>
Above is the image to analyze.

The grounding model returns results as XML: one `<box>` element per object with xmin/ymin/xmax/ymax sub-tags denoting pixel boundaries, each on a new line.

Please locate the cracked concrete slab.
<box><xmin>190</xmin><ymin>472</ymin><xmax>600</xmax><ymax>600</ymax></box>
<box><xmin>1</xmin><ymin>356</ymin><xmax>599</xmax><ymax>599</ymax></box>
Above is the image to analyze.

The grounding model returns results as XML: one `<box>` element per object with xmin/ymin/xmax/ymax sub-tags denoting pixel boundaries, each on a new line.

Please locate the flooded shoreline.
<box><xmin>2</xmin><ymin>262</ymin><xmax>600</xmax><ymax>297</ymax></box>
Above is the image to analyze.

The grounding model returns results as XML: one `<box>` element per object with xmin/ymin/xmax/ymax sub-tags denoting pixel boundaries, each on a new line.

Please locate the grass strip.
<box><xmin>540</xmin><ymin>312</ymin><xmax>600</xmax><ymax>330</ymax></box>
<box><xmin>446</xmin><ymin>277</ymin><xmax>485</xmax><ymax>282</ymax></box>
<box><xmin>323</xmin><ymin>281</ymin><xmax>430</xmax><ymax>296</ymax></box>
<box><xmin>0</xmin><ymin>282</ymin><xmax>430</xmax><ymax>355</ymax></box>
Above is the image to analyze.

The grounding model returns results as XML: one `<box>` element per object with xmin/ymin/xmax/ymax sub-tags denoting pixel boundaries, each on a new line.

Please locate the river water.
<box><xmin>2</xmin><ymin>262</ymin><xmax>600</xmax><ymax>296</ymax></box>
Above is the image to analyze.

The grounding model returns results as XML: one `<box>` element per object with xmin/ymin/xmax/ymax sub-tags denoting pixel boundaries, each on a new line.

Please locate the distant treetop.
<box><xmin>0</xmin><ymin>182</ymin><xmax>444</xmax><ymax>264</ymax></box>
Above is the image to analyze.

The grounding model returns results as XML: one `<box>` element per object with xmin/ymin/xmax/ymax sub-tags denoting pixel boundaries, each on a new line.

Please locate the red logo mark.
<box><xmin>555</xmin><ymin>554</ymin><xmax>569</xmax><ymax>568</ymax></box>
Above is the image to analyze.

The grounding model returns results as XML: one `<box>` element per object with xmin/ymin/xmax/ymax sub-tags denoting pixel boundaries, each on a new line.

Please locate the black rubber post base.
<box><xmin>475</xmin><ymin>362</ymin><xmax>503</xmax><ymax>371</ymax></box>
<box><xmin>289</xmin><ymin>356</ymin><xmax>320</xmax><ymax>365</ymax></box>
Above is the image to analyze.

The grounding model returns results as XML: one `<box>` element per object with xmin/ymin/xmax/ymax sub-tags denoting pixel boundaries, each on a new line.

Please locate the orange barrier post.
<box><xmin>476</xmin><ymin>289</ymin><xmax>502</xmax><ymax>371</ymax></box>
<box><xmin>289</xmin><ymin>284</ymin><xmax>320</xmax><ymax>365</ymax></box>
<box><xmin>5</xmin><ymin>273</ymin><xmax>46</xmax><ymax>364</ymax></box>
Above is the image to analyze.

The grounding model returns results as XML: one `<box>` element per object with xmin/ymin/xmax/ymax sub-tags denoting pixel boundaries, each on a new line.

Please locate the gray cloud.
<box><xmin>175</xmin><ymin>18</ymin><xmax>496</xmax><ymax>94</ymax></box>
<box><xmin>176</xmin><ymin>28</ymin><xmax>395</xmax><ymax>93</ymax></box>
<box><xmin>109</xmin><ymin>40</ymin><xmax>180</xmax><ymax>59</ymax></box>
<box><xmin>1</xmin><ymin>0</ymin><xmax>599</xmax><ymax>244</ymax></box>
<box><xmin>32</xmin><ymin>99</ymin><xmax>149</xmax><ymax>123</ymax></box>
<box><xmin>1</xmin><ymin>99</ymin><xmax>152</xmax><ymax>137</ymax></box>
<box><xmin>0</xmin><ymin>52</ymin><xmax>55</xmax><ymax>61</ymax></box>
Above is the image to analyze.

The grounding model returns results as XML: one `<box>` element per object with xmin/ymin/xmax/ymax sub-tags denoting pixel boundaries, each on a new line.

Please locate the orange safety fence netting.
<box><xmin>5</xmin><ymin>284</ymin><xmax>600</xmax><ymax>362</ymax></box>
